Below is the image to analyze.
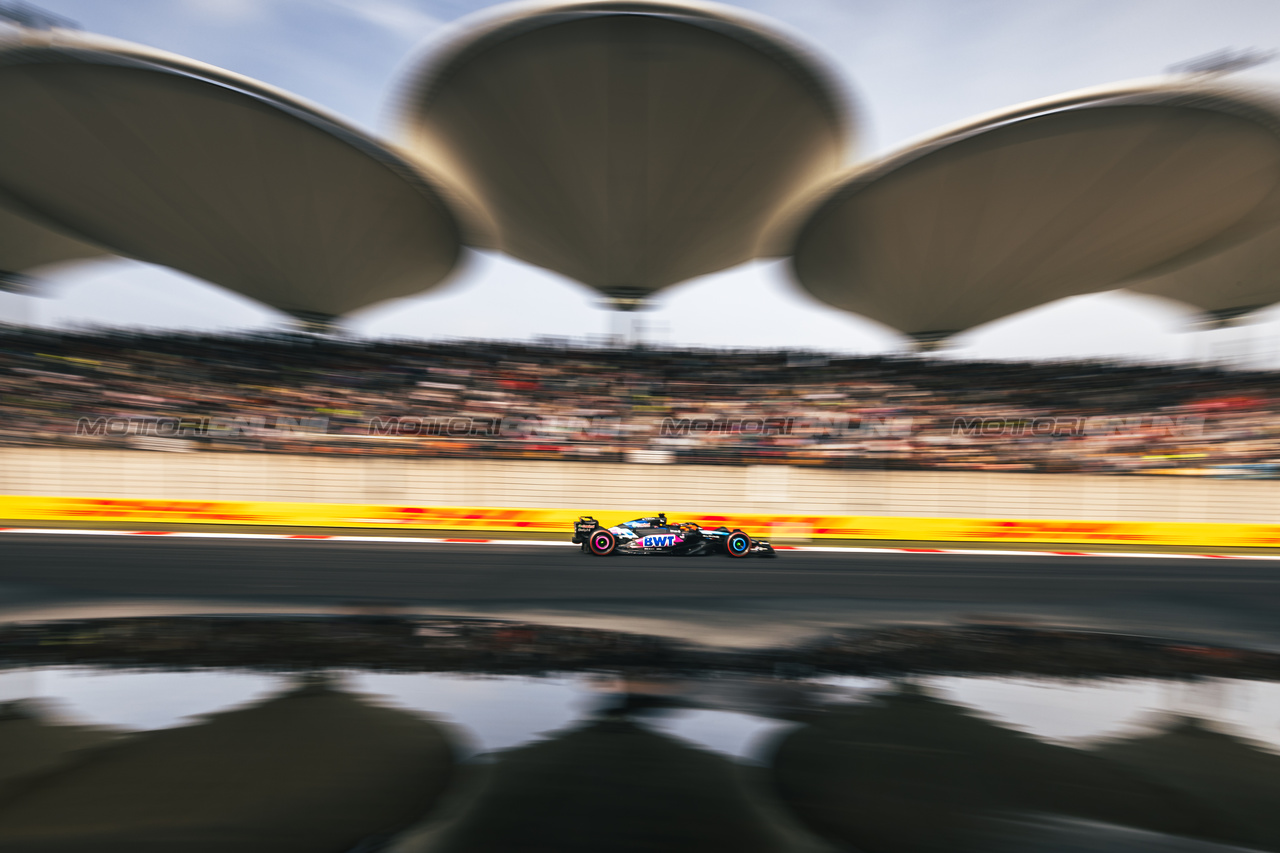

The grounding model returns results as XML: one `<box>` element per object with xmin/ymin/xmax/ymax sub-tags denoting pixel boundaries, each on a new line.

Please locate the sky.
<box><xmin>4</xmin><ymin>0</ymin><xmax>1280</xmax><ymax>364</ymax></box>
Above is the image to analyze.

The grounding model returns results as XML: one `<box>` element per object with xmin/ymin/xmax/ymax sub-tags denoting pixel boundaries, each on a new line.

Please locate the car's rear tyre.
<box><xmin>588</xmin><ymin>528</ymin><xmax>617</xmax><ymax>556</ymax></box>
<box><xmin>726</xmin><ymin>530</ymin><xmax>751</xmax><ymax>558</ymax></box>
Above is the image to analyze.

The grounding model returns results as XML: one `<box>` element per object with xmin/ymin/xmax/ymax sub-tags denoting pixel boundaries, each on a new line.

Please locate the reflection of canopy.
<box><xmin>397</xmin><ymin>0</ymin><xmax>849</xmax><ymax>306</ymax></box>
<box><xmin>394</xmin><ymin>716</ymin><xmax>831</xmax><ymax>852</ymax></box>
<box><xmin>0</xmin><ymin>701</ymin><xmax>115</xmax><ymax>802</ymax></box>
<box><xmin>0</xmin><ymin>685</ymin><xmax>458</xmax><ymax>852</ymax></box>
<box><xmin>0</xmin><ymin>33</ymin><xmax>463</xmax><ymax>319</ymax></box>
<box><xmin>790</xmin><ymin>82</ymin><xmax>1280</xmax><ymax>338</ymax></box>
<box><xmin>1096</xmin><ymin>717</ymin><xmax>1280</xmax><ymax>852</ymax></box>
<box><xmin>767</xmin><ymin>687</ymin><xmax>1218</xmax><ymax>852</ymax></box>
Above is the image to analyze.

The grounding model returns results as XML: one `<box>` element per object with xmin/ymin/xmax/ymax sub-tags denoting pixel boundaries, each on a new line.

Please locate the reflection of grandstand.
<box><xmin>0</xmin><ymin>681</ymin><xmax>458</xmax><ymax>852</ymax></box>
<box><xmin>6</xmin><ymin>667</ymin><xmax>1278</xmax><ymax>853</ymax></box>
<box><xmin>2</xmin><ymin>329</ymin><xmax>1277</xmax><ymax>476</ymax></box>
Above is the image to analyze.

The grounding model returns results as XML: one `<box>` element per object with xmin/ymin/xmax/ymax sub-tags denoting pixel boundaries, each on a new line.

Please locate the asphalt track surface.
<box><xmin>3</xmin><ymin>535</ymin><xmax>1280</xmax><ymax>635</ymax></box>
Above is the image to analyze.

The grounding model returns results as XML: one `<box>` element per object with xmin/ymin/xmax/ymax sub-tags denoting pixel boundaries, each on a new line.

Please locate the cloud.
<box><xmin>180</xmin><ymin>0</ymin><xmax>265</xmax><ymax>25</ymax></box>
<box><xmin>180</xmin><ymin>0</ymin><xmax>442</xmax><ymax>38</ymax></box>
<box><xmin>326</xmin><ymin>0</ymin><xmax>442</xmax><ymax>41</ymax></box>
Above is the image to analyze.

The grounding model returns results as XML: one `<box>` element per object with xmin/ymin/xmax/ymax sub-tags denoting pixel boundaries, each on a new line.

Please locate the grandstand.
<box><xmin>1</xmin><ymin>327</ymin><xmax>1276</xmax><ymax>477</ymax></box>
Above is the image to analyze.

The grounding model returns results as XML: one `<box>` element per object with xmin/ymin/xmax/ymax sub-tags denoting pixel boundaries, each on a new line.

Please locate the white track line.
<box><xmin>0</xmin><ymin>528</ymin><xmax>573</xmax><ymax>546</ymax></box>
<box><xmin>1</xmin><ymin>526</ymin><xmax>1279</xmax><ymax>559</ymax></box>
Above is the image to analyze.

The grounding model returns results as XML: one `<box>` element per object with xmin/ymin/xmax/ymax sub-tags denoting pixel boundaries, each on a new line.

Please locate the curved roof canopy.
<box><xmin>0</xmin><ymin>34</ymin><xmax>463</xmax><ymax>319</ymax></box>
<box><xmin>0</xmin><ymin>192</ymin><xmax>108</xmax><ymax>285</ymax></box>
<box><xmin>6</xmin><ymin>19</ymin><xmax>1280</xmax><ymax>337</ymax></box>
<box><xmin>398</xmin><ymin>0</ymin><xmax>850</xmax><ymax>307</ymax></box>
<box><xmin>790</xmin><ymin>81</ymin><xmax>1280</xmax><ymax>338</ymax></box>
<box><xmin>1124</xmin><ymin>219</ymin><xmax>1280</xmax><ymax>319</ymax></box>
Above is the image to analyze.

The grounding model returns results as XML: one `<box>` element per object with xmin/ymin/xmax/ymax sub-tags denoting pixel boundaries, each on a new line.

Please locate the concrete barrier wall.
<box><xmin>0</xmin><ymin>448</ymin><xmax>1275</xmax><ymax>524</ymax></box>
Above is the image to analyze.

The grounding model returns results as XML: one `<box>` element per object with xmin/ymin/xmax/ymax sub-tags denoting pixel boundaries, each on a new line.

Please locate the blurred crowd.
<box><xmin>2</xmin><ymin>326</ymin><xmax>1279</xmax><ymax>475</ymax></box>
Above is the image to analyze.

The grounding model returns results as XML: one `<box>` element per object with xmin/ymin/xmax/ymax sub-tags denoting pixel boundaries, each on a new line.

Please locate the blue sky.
<box><xmin>5</xmin><ymin>0</ymin><xmax>1280</xmax><ymax>363</ymax></box>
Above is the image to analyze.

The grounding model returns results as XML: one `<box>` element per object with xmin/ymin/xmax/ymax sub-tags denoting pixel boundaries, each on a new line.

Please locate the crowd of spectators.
<box><xmin>1</xmin><ymin>326</ymin><xmax>1278</xmax><ymax>475</ymax></box>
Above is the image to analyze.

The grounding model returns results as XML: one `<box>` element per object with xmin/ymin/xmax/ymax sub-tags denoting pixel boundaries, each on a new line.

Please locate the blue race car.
<box><xmin>572</xmin><ymin>513</ymin><xmax>776</xmax><ymax>558</ymax></box>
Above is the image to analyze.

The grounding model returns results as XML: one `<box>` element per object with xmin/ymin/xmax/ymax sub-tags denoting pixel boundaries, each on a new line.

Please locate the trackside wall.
<box><xmin>0</xmin><ymin>448</ymin><xmax>1274</xmax><ymax>524</ymax></box>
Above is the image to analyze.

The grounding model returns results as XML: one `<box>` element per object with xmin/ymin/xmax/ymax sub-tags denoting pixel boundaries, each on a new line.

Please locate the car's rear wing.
<box><xmin>572</xmin><ymin>516</ymin><xmax>599</xmax><ymax>543</ymax></box>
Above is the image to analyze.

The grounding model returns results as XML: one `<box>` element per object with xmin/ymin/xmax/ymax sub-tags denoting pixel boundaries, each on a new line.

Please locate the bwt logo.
<box><xmin>950</xmin><ymin>415</ymin><xmax>1205</xmax><ymax>438</ymax></box>
<box><xmin>639</xmin><ymin>534</ymin><xmax>678</xmax><ymax>547</ymax></box>
<box><xmin>75</xmin><ymin>416</ymin><xmax>328</xmax><ymax>437</ymax></box>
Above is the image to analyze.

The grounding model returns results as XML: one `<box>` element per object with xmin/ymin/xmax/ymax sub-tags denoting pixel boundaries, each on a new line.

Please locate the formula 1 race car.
<box><xmin>572</xmin><ymin>513</ymin><xmax>776</xmax><ymax>558</ymax></box>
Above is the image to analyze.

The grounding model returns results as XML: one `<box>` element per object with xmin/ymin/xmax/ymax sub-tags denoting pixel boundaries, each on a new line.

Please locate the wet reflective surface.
<box><xmin>2</xmin><ymin>611</ymin><xmax>1280</xmax><ymax>852</ymax></box>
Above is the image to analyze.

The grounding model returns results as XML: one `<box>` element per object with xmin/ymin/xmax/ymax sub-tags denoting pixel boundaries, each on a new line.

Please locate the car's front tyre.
<box><xmin>726</xmin><ymin>530</ymin><xmax>752</xmax><ymax>558</ymax></box>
